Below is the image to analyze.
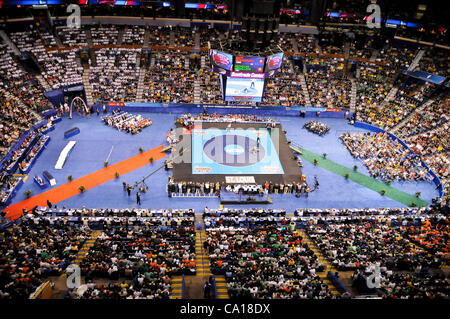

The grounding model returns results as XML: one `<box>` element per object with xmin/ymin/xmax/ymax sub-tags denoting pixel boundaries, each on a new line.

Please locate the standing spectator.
<box><xmin>136</xmin><ymin>191</ymin><xmax>141</xmax><ymax>205</ymax></box>
<box><xmin>203</xmin><ymin>281</ymin><xmax>211</xmax><ymax>299</ymax></box>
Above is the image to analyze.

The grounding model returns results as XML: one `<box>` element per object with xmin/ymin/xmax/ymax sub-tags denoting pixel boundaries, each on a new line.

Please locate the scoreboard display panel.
<box><xmin>234</xmin><ymin>56</ymin><xmax>265</xmax><ymax>73</ymax></box>
<box><xmin>225</xmin><ymin>78</ymin><xmax>265</xmax><ymax>102</ymax></box>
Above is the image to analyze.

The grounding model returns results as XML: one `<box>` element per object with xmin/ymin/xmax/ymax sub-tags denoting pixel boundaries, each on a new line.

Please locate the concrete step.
<box><xmin>214</xmin><ymin>275</ymin><xmax>229</xmax><ymax>299</ymax></box>
<box><xmin>0</xmin><ymin>30</ymin><xmax>21</xmax><ymax>55</ymax></box>
<box><xmin>296</xmin><ymin>230</ymin><xmax>341</xmax><ymax>295</ymax></box>
<box><xmin>171</xmin><ymin>275</ymin><xmax>184</xmax><ymax>299</ymax></box>
<box><xmin>391</xmin><ymin>98</ymin><xmax>435</xmax><ymax>134</ymax></box>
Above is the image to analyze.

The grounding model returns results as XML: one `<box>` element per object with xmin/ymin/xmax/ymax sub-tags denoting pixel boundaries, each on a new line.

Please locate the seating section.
<box><xmin>147</xmin><ymin>26</ymin><xmax>172</xmax><ymax>46</ymax></box>
<box><xmin>57</xmin><ymin>27</ymin><xmax>88</xmax><ymax>47</ymax></box>
<box><xmin>121</xmin><ymin>26</ymin><xmax>145</xmax><ymax>45</ymax></box>
<box><xmin>172</xmin><ymin>26</ymin><xmax>195</xmax><ymax>47</ymax></box>
<box><xmin>404</xmin><ymin>125</ymin><xmax>450</xmax><ymax>157</ymax></box>
<box><xmin>0</xmin><ymin>216</ymin><xmax>90</xmax><ymax>299</ymax></box>
<box><xmin>142</xmin><ymin>51</ymin><xmax>194</xmax><ymax>103</ymax></box>
<box><xmin>340</xmin><ymin>132</ymin><xmax>432</xmax><ymax>182</ymax></box>
<box><xmin>203</xmin><ymin>209</ymin><xmax>337</xmax><ymax>299</ymax></box>
<box><xmin>263</xmin><ymin>59</ymin><xmax>307</xmax><ymax>106</ymax></box>
<box><xmin>198</xmin><ymin>68</ymin><xmax>224</xmax><ymax>104</ymax></box>
<box><xmin>40</xmin><ymin>29</ymin><xmax>58</xmax><ymax>47</ymax></box>
<box><xmin>397</xmin><ymin>97</ymin><xmax>449</xmax><ymax>138</ymax></box>
<box><xmin>349</xmin><ymin>39</ymin><xmax>374</xmax><ymax>59</ymax></box>
<box><xmin>89</xmin><ymin>48</ymin><xmax>140</xmax><ymax>102</ymax></box>
<box><xmin>295</xmin><ymin>34</ymin><xmax>319</xmax><ymax>54</ymax></box>
<box><xmin>305</xmin><ymin>58</ymin><xmax>351</xmax><ymax>108</ymax></box>
<box><xmin>419</xmin><ymin>47</ymin><xmax>449</xmax><ymax>77</ymax></box>
<box><xmin>305</xmin><ymin>215</ymin><xmax>449</xmax><ymax>298</ymax></box>
<box><xmin>41</xmin><ymin>49</ymin><xmax>84</xmax><ymax>89</ymax></box>
<box><xmin>90</xmin><ymin>25</ymin><xmax>119</xmax><ymax>46</ymax></box>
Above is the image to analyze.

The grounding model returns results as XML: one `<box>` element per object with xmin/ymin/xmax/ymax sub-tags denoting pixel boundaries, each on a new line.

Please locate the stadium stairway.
<box><xmin>214</xmin><ymin>275</ymin><xmax>229</xmax><ymax>299</ymax></box>
<box><xmin>299</xmin><ymin>74</ymin><xmax>313</xmax><ymax>108</ymax></box>
<box><xmin>0</xmin><ymin>30</ymin><xmax>21</xmax><ymax>55</ymax></box>
<box><xmin>136</xmin><ymin>67</ymin><xmax>146</xmax><ymax>102</ymax></box>
<box><xmin>194</xmin><ymin>32</ymin><xmax>201</xmax><ymax>50</ymax></box>
<box><xmin>292</xmin><ymin>37</ymin><xmax>299</xmax><ymax>54</ymax></box>
<box><xmin>169</xmin><ymin>30</ymin><xmax>175</xmax><ymax>47</ymax></box>
<box><xmin>195</xmin><ymin>228</ymin><xmax>211</xmax><ymax>277</ymax></box>
<box><xmin>143</xmin><ymin>27</ymin><xmax>150</xmax><ymax>48</ymax></box>
<box><xmin>200</xmin><ymin>55</ymin><xmax>206</xmax><ymax>69</ymax></box>
<box><xmin>75</xmin><ymin>54</ymin><xmax>83</xmax><ymax>70</ymax></box>
<box><xmin>53</xmin><ymin>229</ymin><xmax>102</xmax><ymax>298</ymax></box>
<box><xmin>73</xmin><ymin>230</ymin><xmax>103</xmax><ymax>264</ymax></box>
<box><xmin>82</xmin><ymin>68</ymin><xmax>94</xmax><ymax>106</ymax></box>
<box><xmin>408</xmin><ymin>48</ymin><xmax>425</xmax><ymax>71</ymax></box>
<box><xmin>193</xmin><ymin>79</ymin><xmax>202</xmax><ymax>104</ymax></box>
<box><xmin>350</xmin><ymin>78</ymin><xmax>357</xmax><ymax>113</ymax></box>
<box><xmin>315</xmin><ymin>38</ymin><xmax>322</xmax><ymax>54</ymax></box>
<box><xmin>370</xmin><ymin>49</ymin><xmax>379</xmax><ymax>61</ymax></box>
<box><xmin>36</xmin><ymin>74</ymin><xmax>51</xmax><ymax>92</ymax></box>
<box><xmin>178</xmin><ymin>227</ymin><xmax>214</xmax><ymax>299</ymax></box>
<box><xmin>170</xmin><ymin>276</ymin><xmax>184</xmax><ymax>299</ymax></box>
<box><xmin>344</xmin><ymin>41</ymin><xmax>350</xmax><ymax>60</ymax></box>
<box><xmin>296</xmin><ymin>229</ymin><xmax>340</xmax><ymax>296</ymax></box>
<box><xmin>117</xmin><ymin>26</ymin><xmax>125</xmax><ymax>45</ymax></box>
<box><xmin>52</xmin><ymin>29</ymin><xmax>63</xmax><ymax>48</ymax></box>
<box><xmin>382</xmin><ymin>48</ymin><xmax>425</xmax><ymax>106</ymax></box>
<box><xmin>86</xmin><ymin>28</ymin><xmax>93</xmax><ymax>48</ymax></box>
<box><xmin>193</xmin><ymin>226</ymin><xmax>230</xmax><ymax>299</ymax></box>
<box><xmin>150</xmin><ymin>55</ymin><xmax>156</xmax><ymax>68</ymax></box>
<box><xmin>384</xmin><ymin>85</ymin><xmax>399</xmax><ymax>104</ymax></box>
<box><xmin>35</xmin><ymin>28</ymin><xmax>48</xmax><ymax>48</ymax></box>
<box><xmin>390</xmin><ymin>98</ymin><xmax>435</xmax><ymax>134</ymax></box>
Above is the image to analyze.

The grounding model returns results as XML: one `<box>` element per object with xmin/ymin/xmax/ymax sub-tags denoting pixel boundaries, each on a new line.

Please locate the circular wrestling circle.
<box><xmin>203</xmin><ymin>134</ymin><xmax>265</xmax><ymax>167</ymax></box>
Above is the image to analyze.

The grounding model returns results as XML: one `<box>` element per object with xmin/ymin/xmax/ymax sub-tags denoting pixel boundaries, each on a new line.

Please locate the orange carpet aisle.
<box><xmin>4</xmin><ymin>145</ymin><xmax>166</xmax><ymax>221</ymax></box>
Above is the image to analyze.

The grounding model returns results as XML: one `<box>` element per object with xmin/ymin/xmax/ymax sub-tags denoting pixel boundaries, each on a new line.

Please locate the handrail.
<box><xmin>29</xmin><ymin>280</ymin><xmax>52</xmax><ymax>299</ymax></box>
<box><xmin>181</xmin><ymin>274</ymin><xmax>185</xmax><ymax>299</ymax></box>
<box><xmin>212</xmin><ymin>274</ymin><xmax>218</xmax><ymax>299</ymax></box>
<box><xmin>327</xmin><ymin>271</ymin><xmax>352</xmax><ymax>296</ymax></box>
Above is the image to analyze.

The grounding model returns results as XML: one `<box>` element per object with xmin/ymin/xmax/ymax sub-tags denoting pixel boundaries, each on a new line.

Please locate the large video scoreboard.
<box><xmin>234</xmin><ymin>56</ymin><xmax>266</xmax><ymax>73</ymax></box>
<box><xmin>209</xmin><ymin>49</ymin><xmax>284</xmax><ymax>103</ymax></box>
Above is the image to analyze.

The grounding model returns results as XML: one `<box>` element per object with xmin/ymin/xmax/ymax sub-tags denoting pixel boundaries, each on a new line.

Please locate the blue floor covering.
<box><xmin>8</xmin><ymin>112</ymin><xmax>439</xmax><ymax>212</ymax></box>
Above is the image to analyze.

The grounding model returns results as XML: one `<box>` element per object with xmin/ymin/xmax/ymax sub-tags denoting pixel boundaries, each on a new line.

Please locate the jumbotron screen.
<box><xmin>234</xmin><ymin>56</ymin><xmax>265</xmax><ymax>73</ymax></box>
<box><xmin>210</xmin><ymin>49</ymin><xmax>234</xmax><ymax>71</ymax></box>
<box><xmin>265</xmin><ymin>52</ymin><xmax>284</xmax><ymax>72</ymax></box>
<box><xmin>224</xmin><ymin>78</ymin><xmax>265</xmax><ymax>102</ymax></box>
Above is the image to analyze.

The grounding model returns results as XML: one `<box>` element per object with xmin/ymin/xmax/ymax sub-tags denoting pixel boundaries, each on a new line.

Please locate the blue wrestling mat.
<box><xmin>192</xmin><ymin>128</ymin><xmax>284</xmax><ymax>175</ymax></box>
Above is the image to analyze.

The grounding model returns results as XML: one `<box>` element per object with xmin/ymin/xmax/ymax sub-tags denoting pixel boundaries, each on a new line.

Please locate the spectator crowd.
<box><xmin>303</xmin><ymin>120</ymin><xmax>331</xmax><ymax>136</ymax></box>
